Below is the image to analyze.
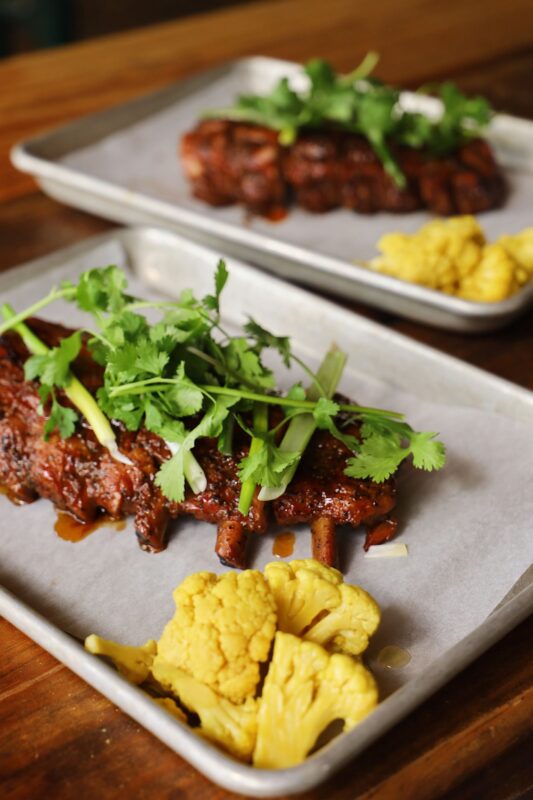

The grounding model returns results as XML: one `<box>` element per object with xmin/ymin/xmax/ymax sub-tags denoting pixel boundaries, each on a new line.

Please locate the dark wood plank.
<box><xmin>0</xmin><ymin>193</ymin><xmax>115</xmax><ymax>272</ymax></box>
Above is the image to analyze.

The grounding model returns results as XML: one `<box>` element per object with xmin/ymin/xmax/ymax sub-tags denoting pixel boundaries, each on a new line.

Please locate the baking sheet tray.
<box><xmin>11</xmin><ymin>57</ymin><xmax>533</xmax><ymax>333</ymax></box>
<box><xmin>0</xmin><ymin>227</ymin><xmax>532</xmax><ymax>797</ymax></box>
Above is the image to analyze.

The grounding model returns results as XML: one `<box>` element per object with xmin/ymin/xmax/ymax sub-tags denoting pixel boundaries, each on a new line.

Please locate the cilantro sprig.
<box><xmin>204</xmin><ymin>55</ymin><xmax>491</xmax><ymax>188</ymax></box>
<box><xmin>0</xmin><ymin>263</ymin><xmax>446</xmax><ymax>508</ymax></box>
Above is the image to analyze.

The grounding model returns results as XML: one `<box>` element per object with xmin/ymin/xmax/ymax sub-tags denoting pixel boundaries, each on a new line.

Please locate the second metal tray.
<box><xmin>11</xmin><ymin>57</ymin><xmax>533</xmax><ymax>332</ymax></box>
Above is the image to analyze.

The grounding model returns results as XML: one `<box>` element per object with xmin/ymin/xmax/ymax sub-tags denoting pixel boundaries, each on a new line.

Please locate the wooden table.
<box><xmin>1</xmin><ymin>2</ymin><xmax>532</xmax><ymax>798</ymax></box>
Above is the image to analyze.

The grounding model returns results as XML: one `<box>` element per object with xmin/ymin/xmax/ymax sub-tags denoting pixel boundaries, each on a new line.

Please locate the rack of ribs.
<box><xmin>181</xmin><ymin>119</ymin><xmax>506</xmax><ymax>218</ymax></box>
<box><xmin>0</xmin><ymin>320</ymin><xmax>397</xmax><ymax>569</ymax></box>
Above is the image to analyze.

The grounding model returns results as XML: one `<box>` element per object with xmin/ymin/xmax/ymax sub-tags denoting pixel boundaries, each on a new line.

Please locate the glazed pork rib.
<box><xmin>181</xmin><ymin>119</ymin><xmax>506</xmax><ymax>217</ymax></box>
<box><xmin>0</xmin><ymin>320</ymin><xmax>397</xmax><ymax>568</ymax></box>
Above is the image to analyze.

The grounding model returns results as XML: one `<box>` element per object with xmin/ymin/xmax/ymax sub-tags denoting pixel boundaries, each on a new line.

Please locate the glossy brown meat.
<box><xmin>181</xmin><ymin>119</ymin><xmax>287</xmax><ymax>215</ymax></box>
<box><xmin>272</xmin><ymin>425</ymin><xmax>397</xmax><ymax>551</ymax></box>
<box><xmin>0</xmin><ymin>322</ymin><xmax>176</xmax><ymax>551</ymax></box>
<box><xmin>0</xmin><ymin>320</ymin><xmax>398</xmax><ymax>567</ymax></box>
<box><xmin>181</xmin><ymin>120</ymin><xmax>506</xmax><ymax>216</ymax></box>
<box><xmin>0</xmin><ymin>321</ymin><xmax>264</xmax><ymax>553</ymax></box>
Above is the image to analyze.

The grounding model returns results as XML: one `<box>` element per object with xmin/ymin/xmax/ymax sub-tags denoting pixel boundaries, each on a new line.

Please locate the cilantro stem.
<box><xmin>259</xmin><ymin>346</ymin><xmax>346</xmax><ymax>501</ymax></box>
<box><xmin>291</xmin><ymin>354</ymin><xmax>327</xmax><ymax>397</ymax></box>
<box><xmin>109</xmin><ymin>378</ymin><xmax>404</xmax><ymax>419</ymax></box>
<box><xmin>0</xmin><ymin>287</ymin><xmax>73</xmax><ymax>336</ymax></box>
<box><xmin>238</xmin><ymin>403</ymin><xmax>268</xmax><ymax>516</ymax></box>
<box><xmin>368</xmin><ymin>133</ymin><xmax>407</xmax><ymax>189</ymax></box>
<box><xmin>1</xmin><ymin>304</ymin><xmax>132</xmax><ymax>466</ymax></box>
<box><xmin>341</xmin><ymin>51</ymin><xmax>380</xmax><ymax>84</ymax></box>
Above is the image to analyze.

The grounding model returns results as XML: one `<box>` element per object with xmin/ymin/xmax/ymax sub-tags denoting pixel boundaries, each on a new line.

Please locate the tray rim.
<box><xmin>10</xmin><ymin>55</ymin><xmax>533</xmax><ymax>333</ymax></box>
<box><xmin>1</xmin><ymin>225</ymin><xmax>532</xmax><ymax>797</ymax></box>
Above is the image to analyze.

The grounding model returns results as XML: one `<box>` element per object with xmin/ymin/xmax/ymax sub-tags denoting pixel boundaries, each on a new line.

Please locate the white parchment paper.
<box><xmin>0</xmin><ymin>239</ymin><xmax>532</xmax><ymax>697</ymax></box>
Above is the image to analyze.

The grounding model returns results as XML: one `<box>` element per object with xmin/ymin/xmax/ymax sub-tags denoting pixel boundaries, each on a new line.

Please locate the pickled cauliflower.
<box><xmin>368</xmin><ymin>217</ymin><xmax>533</xmax><ymax>302</ymax></box>
<box><xmin>157</xmin><ymin>569</ymin><xmax>276</xmax><ymax>703</ymax></box>
<box><xmin>152</xmin><ymin>657</ymin><xmax>258</xmax><ymax>760</ymax></box>
<box><xmin>265</xmin><ymin>559</ymin><xmax>380</xmax><ymax>656</ymax></box>
<box><xmin>84</xmin><ymin>635</ymin><xmax>157</xmax><ymax>684</ymax></box>
<box><xmin>85</xmin><ymin>559</ymin><xmax>382</xmax><ymax>768</ymax></box>
<box><xmin>253</xmin><ymin>632</ymin><xmax>378</xmax><ymax>768</ymax></box>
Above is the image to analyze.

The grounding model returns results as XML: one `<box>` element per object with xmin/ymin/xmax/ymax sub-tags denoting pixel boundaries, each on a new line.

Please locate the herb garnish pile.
<box><xmin>0</xmin><ymin>264</ymin><xmax>445</xmax><ymax>513</ymax></box>
<box><xmin>205</xmin><ymin>54</ymin><xmax>491</xmax><ymax>188</ymax></box>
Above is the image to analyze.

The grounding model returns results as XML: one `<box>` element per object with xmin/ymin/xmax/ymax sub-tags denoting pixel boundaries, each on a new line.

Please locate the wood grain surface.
<box><xmin>0</xmin><ymin>2</ymin><xmax>532</xmax><ymax>798</ymax></box>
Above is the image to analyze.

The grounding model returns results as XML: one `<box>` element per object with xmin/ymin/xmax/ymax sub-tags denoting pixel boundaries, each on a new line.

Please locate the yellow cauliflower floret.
<box><xmin>370</xmin><ymin>216</ymin><xmax>489</xmax><ymax>294</ymax></box>
<box><xmin>420</xmin><ymin>216</ymin><xmax>485</xmax><ymax>278</ymax></box>
<box><xmin>368</xmin><ymin>216</ymin><xmax>533</xmax><ymax>301</ymax></box>
<box><xmin>84</xmin><ymin>635</ymin><xmax>157</xmax><ymax>684</ymax></box>
<box><xmin>152</xmin><ymin>657</ymin><xmax>258</xmax><ymax>761</ymax></box>
<box><xmin>498</xmin><ymin>228</ymin><xmax>533</xmax><ymax>282</ymax></box>
<box><xmin>265</xmin><ymin>559</ymin><xmax>380</xmax><ymax>656</ymax></box>
<box><xmin>372</xmin><ymin>232</ymin><xmax>444</xmax><ymax>289</ymax></box>
<box><xmin>458</xmin><ymin>243</ymin><xmax>518</xmax><ymax>302</ymax></box>
<box><xmin>253</xmin><ymin>632</ymin><xmax>378</xmax><ymax>768</ymax></box>
<box><xmin>157</xmin><ymin>570</ymin><xmax>276</xmax><ymax>704</ymax></box>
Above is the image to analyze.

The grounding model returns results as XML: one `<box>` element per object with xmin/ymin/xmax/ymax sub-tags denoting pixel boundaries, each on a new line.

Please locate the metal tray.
<box><xmin>10</xmin><ymin>57</ymin><xmax>533</xmax><ymax>333</ymax></box>
<box><xmin>0</xmin><ymin>227</ymin><xmax>532</xmax><ymax>798</ymax></box>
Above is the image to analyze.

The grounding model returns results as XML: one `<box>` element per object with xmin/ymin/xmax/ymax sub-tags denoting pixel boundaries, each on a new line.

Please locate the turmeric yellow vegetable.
<box><xmin>368</xmin><ymin>217</ymin><xmax>533</xmax><ymax>302</ymax></box>
<box><xmin>152</xmin><ymin>657</ymin><xmax>258</xmax><ymax>760</ymax></box>
<box><xmin>253</xmin><ymin>632</ymin><xmax>378</xmax><ymax>768</ymax></box>
<box><xmin>157</xmin><ymin>569</ymin><xmax>277</xmax><ymax>704</ymax></box>
<box><xmin>265</xmin><ymin>559</ymin><xmax>380</xmax><ymax>656</ymax></box>
<box><xmin>84</xmin><ymin>635</ymin><xmax>156</xmax><ymax>684</ymax></box>
<box><xmin>85</xmin><ymin>560</ymin><xmax>381</xmax><ymax>767</ymax></box>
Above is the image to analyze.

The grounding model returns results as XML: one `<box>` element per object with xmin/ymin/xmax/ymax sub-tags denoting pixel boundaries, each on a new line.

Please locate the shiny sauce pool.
<box><xmin>54</xmin><ymin>512</ymin><xmax>126</xmax><ymax>542</ymax></box>
<box><xmin>272</xmin><ymin>531</ymin><xmax>295</xmax><ymax>558</ymax></box>
<box><xmin>376</xmin><ymin>645</ymin><xmax>411</xmax><ymax>669</ymax></box>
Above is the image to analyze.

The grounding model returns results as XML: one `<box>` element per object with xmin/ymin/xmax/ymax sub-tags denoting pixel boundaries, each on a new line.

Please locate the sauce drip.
<box><xmin>376</xmin><ymin>645</ymin><xmax>411</xmax><ymax>669</ymax></box>
<box><xmin>272</xmin><ymin>531</ymin><xmax>295</xmax><ymax>558</ymax></box>
<box><xmin>54</xmin><ymin>512</ymin><xmax>126</xmax><ymax>543</ymax></box>
<box><xmin>0</xmin><ymin>484</ymin><xmax>25</xmax><ymax>505</ymax></box>
<box><xmin>264</xmin><ymin>206</ymin><xmax>288</xmax><ymax>223</ymax></box>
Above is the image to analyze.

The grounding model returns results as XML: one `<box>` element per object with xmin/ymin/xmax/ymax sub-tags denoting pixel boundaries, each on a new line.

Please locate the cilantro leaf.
<box><xmin>313</xmin><ymin>397</ymin><xmax>360</xmax><ymax>451</ymax></box>
<box><xmin>238</xmin><ymin>435</ymin><xmax>299</xmax><ymax>489</ymax></box>
<box><xmin>76</xmin><ymin>265</ymin><xmax>132</xmax><ymax>315</ymax></box>
<box><xmin>154</xmin><ymin>448</ymin><xmax>186</xmax><ymax>502</ymax></box>
<box><xmin>223</xmin><ymin>337</ymin><xmax>276</xmax><ymax>389</ymax></box>
<box><xmin>345</xmin><ymin>434</ymin><xmax>405</xmax><ymax>482</ymax></box>
<box><xmin>164</xmin><ymin>363</ymin><xmax>204</xmax><ymax>417</ymax></box>
<box><xmin>134</xmin><ymin>341</ymin><xmax>169</xmax><ymax>376</ymax></box>
<box><xmin>345</xmin><ymin>422</ymin><xmax>446</xmax><ymax>482</ymax></box>
<box><xmin>24</xmin><ymin>332</ymin><xmax>81</xmax><ymax>388</ymax></box>
<box><xmin>409</xmin><ymin>431</ymin><xmax>446</xmax><ymax>471</ymax></box>
<box><xmin>43</xmin><ymin>396</ymin><xmax>78</xmax><ymax>440</ymax></box>
<box><xmin>202</xmin><ymin>259</ymin><xmax>229</xmax><ymax>313</ymax></box>
<box><xmin>286</xmin><ymin>382</ymin><xmax>306</xmax><ymax>402</ymax></box>
<box><xmin>244</xmin><ymin>318</ymin><xmax>292</xmax><ymax>367</ymax></box>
